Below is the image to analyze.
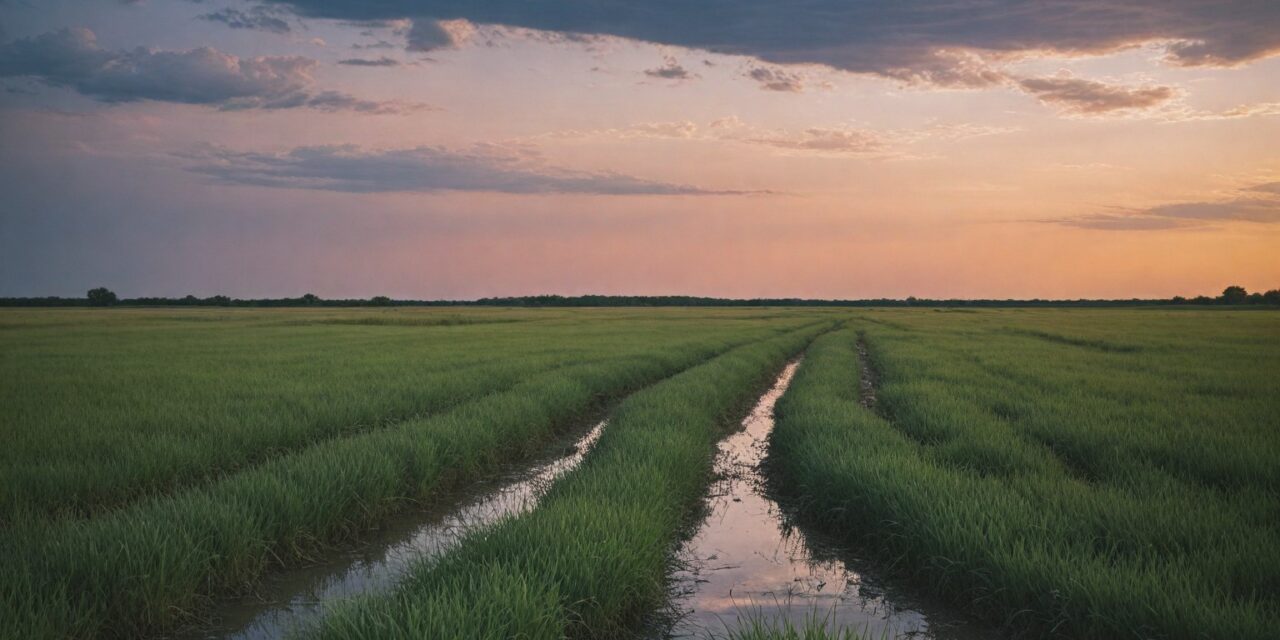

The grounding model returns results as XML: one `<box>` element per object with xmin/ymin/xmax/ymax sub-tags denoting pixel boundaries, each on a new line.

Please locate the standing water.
<box><xmin>178</xmin><ymin>420</ymin><xmax>607</xmax><ymax>640</ymax></box>
<box><xmin>664</xmin><ymin>361</ymin><xmax>978</xmax><ymax>639</ymax></box>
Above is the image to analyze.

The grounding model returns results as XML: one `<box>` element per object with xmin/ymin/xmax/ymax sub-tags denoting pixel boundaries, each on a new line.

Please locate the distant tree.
<box><xmin>207</xmin><ymin>295</ymin><xmax>231</xmax><ymax>306</ymax></box>
<box><xmin>86</xmin><ymin>287</ymin><xmax>118</xmax><ymax>307</ymax></box>
<box><xmin>370</xmin><ymin>295</ymin><xmax>392</xmax><ymax>306</ymax></box>
<box><xmin>1264</xmin><ymin>289</ymin><xmax>1280</xmax><ymax>306</ymax></box>
<box><xmin>183</xmin><ymin>294</ymin><xmax>199</xmax><ymax>304</ymax></box>
<box><xmin>300</xmin><ymin>293</ymin><xmax>321</xmax><ymax>305</ymax></box>
<box><xmin>1171</xmin><ymin>295</ymin><xmax>1187</xmax><ymax>304</ymax></box>
<box><xmin>1221</xmin><ymin>285</ymin><xmax>1249</xmax><ymax>305</ymax></box>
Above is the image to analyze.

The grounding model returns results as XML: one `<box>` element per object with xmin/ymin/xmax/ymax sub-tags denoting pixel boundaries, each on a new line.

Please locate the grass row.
<box><xmin>298</xmin><ymin>323</ymin><xmax>831</xmax><ymax>639</ymax></box>
<box><xmin>0</xmin><ymin>319</ymin><xmax>817</xmax><ymax>639</ymax></box>
<box><xmin>769</xmin><ymin>320</ymin><xmax>1279</xmax><ymax>639</ymax></box>
<box><xmin>2</xmin><ymin>309</ymin><xmax>803</xmax><ymax>521</ymax></box>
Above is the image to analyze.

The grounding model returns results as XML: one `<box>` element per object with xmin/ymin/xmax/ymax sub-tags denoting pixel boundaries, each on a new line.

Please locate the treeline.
<box><xmin>0</xmin><ymin>291</ymin><xmax>455</xmax><ymax>308</ymax></box>
<box><xmin>471</xmin><ymin>290</ymin><xmax>1280</xmax><ymax>307</ymax></box>
<box><xmin>2</xmin><ymin>286</ymin><xmax>1278</xmax><ymax>308</ymax></box>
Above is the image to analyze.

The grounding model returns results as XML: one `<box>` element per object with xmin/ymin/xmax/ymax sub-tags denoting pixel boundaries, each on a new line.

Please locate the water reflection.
<box><xmin>666</xmin><ymin>361</ymin><xmax>978</xmax><ymax>639</ymax></box>
<box><xmin>177</xmin><ymin>420</ymin><xmax>607</xmax><ymax>640</ymax></box>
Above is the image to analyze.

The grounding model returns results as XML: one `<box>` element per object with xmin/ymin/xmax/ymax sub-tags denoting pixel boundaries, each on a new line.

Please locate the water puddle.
<box><xmin>663</xmin><ymin>361</ymin><xmax>979</xmax><ymax>639</ymax></box>
<box><xmin>174</xmin><ymin>420</ymin><xmax>607</xmax><ymax>640</ymax></box>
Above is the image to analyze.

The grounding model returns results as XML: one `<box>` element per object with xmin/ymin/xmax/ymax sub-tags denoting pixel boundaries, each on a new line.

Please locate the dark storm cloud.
<box><xmin>1017</xmin><ymin>76</ymin><xmax>1176</xmax><ymax>114</ymax></box>
<box><xmin>182</xmin><ymin>144</ymin><xmax>745</xmax><ymax>195</ymax></box>
<box><xmin>1048</xmin><ymin>182</ymin><xmax>1280</xmax><ymax>230</ymax></box>
<box><xmin>200</xmin><ymin>7</ymin><xmax>292</xmax><ymax>34</ymax></box>
<box><xmin>0</xmin><ymin>27</ymin><xmax>419</xmax><ymax>112</ymax></box>
<box><xmin>261</xmin><ymin>1</ymin><xmax>1280</xmax><ymax>81</ymax></box>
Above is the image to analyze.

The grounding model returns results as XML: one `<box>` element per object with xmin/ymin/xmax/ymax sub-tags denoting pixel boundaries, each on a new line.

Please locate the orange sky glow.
<box><xmin>1</xmin><ymin>2</ymin><xmax>1277</xmax><ymax>298</ymax></box>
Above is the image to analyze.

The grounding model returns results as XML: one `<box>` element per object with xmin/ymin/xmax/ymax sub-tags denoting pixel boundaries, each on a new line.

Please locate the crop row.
<box><xmin>1</xmin><ymin>319</ymin><xmax>819</xmax><ymax>639</ymax></box>
<box><xmin>299</xmin><ymin>323</ymin><xmax>831</xmax><ymax>638</ymax></box>
<box><xmin>769</xmin><ymin>324</ymin><xmax>1279</xmax><ymax>639</ymax></box>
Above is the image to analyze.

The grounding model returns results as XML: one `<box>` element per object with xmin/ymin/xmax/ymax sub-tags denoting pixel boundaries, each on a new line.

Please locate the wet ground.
<box><xmin>174</xmin><ymin>419</ymin><xmax>607</xmax><ymax>640</ymax></box>
<box><xmin>661</xmin><ymin>361</ymin><xmax>983</xmax><ymax>639</ymax></box>
<box><xmin>176</xmin><ymin>358</ymin><xmax>984</xmax><ymax>640</ymax></box>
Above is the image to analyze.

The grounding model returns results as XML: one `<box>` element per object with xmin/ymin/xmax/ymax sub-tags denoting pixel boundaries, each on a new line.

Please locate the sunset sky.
<box><xmin>2</xmin><ymin>1</ymin><xmax>1278</xmax><ymax>299</ymax></box>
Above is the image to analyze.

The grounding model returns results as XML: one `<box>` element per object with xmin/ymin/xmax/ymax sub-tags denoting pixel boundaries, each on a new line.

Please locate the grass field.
<box><xmin>771</xmin><ymin>310</ymin><xmax>1279</xmax><ymax>639</ymax></box>
<box><xmin>1</xmin><ymin>306</ymin><xmax>1276</xmax><ymax>639</ymax></box>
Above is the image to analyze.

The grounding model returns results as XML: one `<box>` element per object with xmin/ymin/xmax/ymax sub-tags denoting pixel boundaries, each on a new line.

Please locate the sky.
<box><xmin>1</xmin><ymin>1</ymin><xmax>1278</xmax><ymax>300</ymax></box>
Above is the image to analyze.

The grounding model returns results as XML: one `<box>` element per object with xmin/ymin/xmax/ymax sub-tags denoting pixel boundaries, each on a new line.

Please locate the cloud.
<box><xmin>879</xmin><ymin>49</ymin><xmax>1008</xmax><ymax>88</ymax></box>
<box><xmin>1158</xmin><ymin>101</ymin><xmax>1280</xmax><ymax>122</ymax></box>
<box><xmin>200</xmin><ymin>7</ymin><xmax>292</xmax><ymax>34</ymax></box>
<box><xmin>1017</xmin><ymin>75</ymin><xmax>1176</xmax><ymax>114</ymax></box>
<box><xmin>707</xmin><ymin>117</ymin><xmax>893</xmax><ymax>156</ymax></box>
<box><xmin>406</xmin><ymin>18</ymin><xmax>473</xmax><ymax>52</ymax></box>
<box><xmin>180</xmin><ymin>144</ymin><xmax>747</xmax><ymax>195</ymax></box>
<box><xmin>1145</xmin><ymin>199</ymin><xmax>1280</xmax><ymax>223</ymax></box>
<box><xmin>262</xmin><ymin>1</ymin><xmax>1280</xmax><ymax>83</ymax></box>
<box><xmin>1053</xmin><ymin>214</ymin><xmax>1189</xmax><ymax>231</ymax></box>
<box><xmin>337</xmin><ymin>56</ymin><xmax>401</xmax><ymax>66</ymax></box>
<box><xmin>739</xmin><ymin>127</ymin><xmax>886</xmax><ymax>154</ymax></box>
<box><xmin>352</xmin><ymin>39</ymin><xmax>397</xmax><ymax>50</ymax></box>
<box><xmin>745</xmin><ymin>66</ymin><xmax>805</xmax><ymax>92</ymax></box>
<box><xmin>1047</xmin><ymin>181</ymin><xmax>1280</xmax><ymax>230</ymax></box>
<box><xmin>540</xmin><ymin>116</ymin><xmax>1011</xmax><ymax>157</ymax></box>
<box><xmin>644</xmin><ymin>56</ymin><xmax>694</xmax><ymax>80</ymax></box>
<box><xmin>539</xmin><ymin>120</ymin><xmax>700</xmax><ymax>141</ymax></box>
<box><xmin>0</xmin><ymin>27</ymin><xmax>421</xmax><ymax>112</ymax></box>
<box><xmin>221</xmin><ymin>90</ymin><xmax>429</xmax><ymax>114</ymax></box>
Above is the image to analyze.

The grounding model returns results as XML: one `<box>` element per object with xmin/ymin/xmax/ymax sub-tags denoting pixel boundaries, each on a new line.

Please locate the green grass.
<box><xmin>299</xmin><ymin>323</ymin><xmax>831</xmax><ymax>639</ymax></box>
<box><xmin>1</xmin><ymin>307</ymin><xmax>611</xmax><ymax>520</ymax></box>
<box><xmin>3</xmin><ymin>306</ymin><xmax>1275</xmax><ymax>640</ymax></box>
<box><xmin>770</xmin><ymin>310</ymin><xmax>1280</xmax><ymax>639</ymax></box>
<box><xmin>0</xmin><ymin>307</ymin><xmax>831</xmax><ymax>638</ymax></box>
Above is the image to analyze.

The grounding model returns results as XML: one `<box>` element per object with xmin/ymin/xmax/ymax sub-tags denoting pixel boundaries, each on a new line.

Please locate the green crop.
<box><xmin>770</xmin><ymin>309</ymin><xmax>1279</xmax><ymax>639</ymax></box>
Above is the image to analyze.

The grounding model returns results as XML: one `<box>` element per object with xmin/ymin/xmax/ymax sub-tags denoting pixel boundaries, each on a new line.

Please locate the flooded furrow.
<box><xmin>662</xmin><ymin>361</ymin><xmax>978</xmax><ymax>639</ymax></box>
<box><xmin>174</xmin><ymin>420</ymin><xmax>607</xmax><ymax>640</ymax></box>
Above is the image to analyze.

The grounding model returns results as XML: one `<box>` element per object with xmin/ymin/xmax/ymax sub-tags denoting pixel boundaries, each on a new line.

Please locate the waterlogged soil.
<box><xmin>173</xmin><ymin>420</ymin><xmax>607</xmax><ymax>640</ymax></box>
<box><xmin>662</xmin><ymin>361</ymin><xmax>982</xmax><ymax>639</ymax></box>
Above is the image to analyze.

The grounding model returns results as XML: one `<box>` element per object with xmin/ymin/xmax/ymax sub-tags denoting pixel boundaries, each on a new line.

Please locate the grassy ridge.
<box><xmin>770</xmin><ymin>313</ymin><xmax>1279</xmax><ymax>639</ymax></box>
<box><xmin>3</xmin><ymin>307</ymin><xmax>827</xmax><ymax>521</ymax></box>
<box><xmin>1</xmin><ymin>312</ymin><xmax>820</xmax><ymax>639</ymax></box>
<box><xmin>301</xmin><ymin>323</ymin><xmax>831</xmax><ymax>639</ymax></box>
<box><xmin>1</xmin><ymin>310</ymin><xmax>637</xmax><ymax>520</ymax></box>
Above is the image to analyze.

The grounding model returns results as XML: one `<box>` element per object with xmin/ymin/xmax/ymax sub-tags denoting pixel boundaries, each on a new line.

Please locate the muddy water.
<box><xmin>664</xmin><ymin>362</ymin><xmax>979</xmax><ymax>639</ymax></box>
<box><xmin>177</xmin><ymin>420</ymin><xmax>607</xmax><ymax>640</ymax></box>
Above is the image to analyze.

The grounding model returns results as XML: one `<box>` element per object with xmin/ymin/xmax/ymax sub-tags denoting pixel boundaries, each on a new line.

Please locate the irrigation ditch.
<box><xmin>172</xmin><ymin>419</ymin><xmax>608</xmax><ymax>640</ymax></box>
<box><xmin>654</xmin><ymin>351</ymin><xmax>984</xmax><ymax>639</ymax></box>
